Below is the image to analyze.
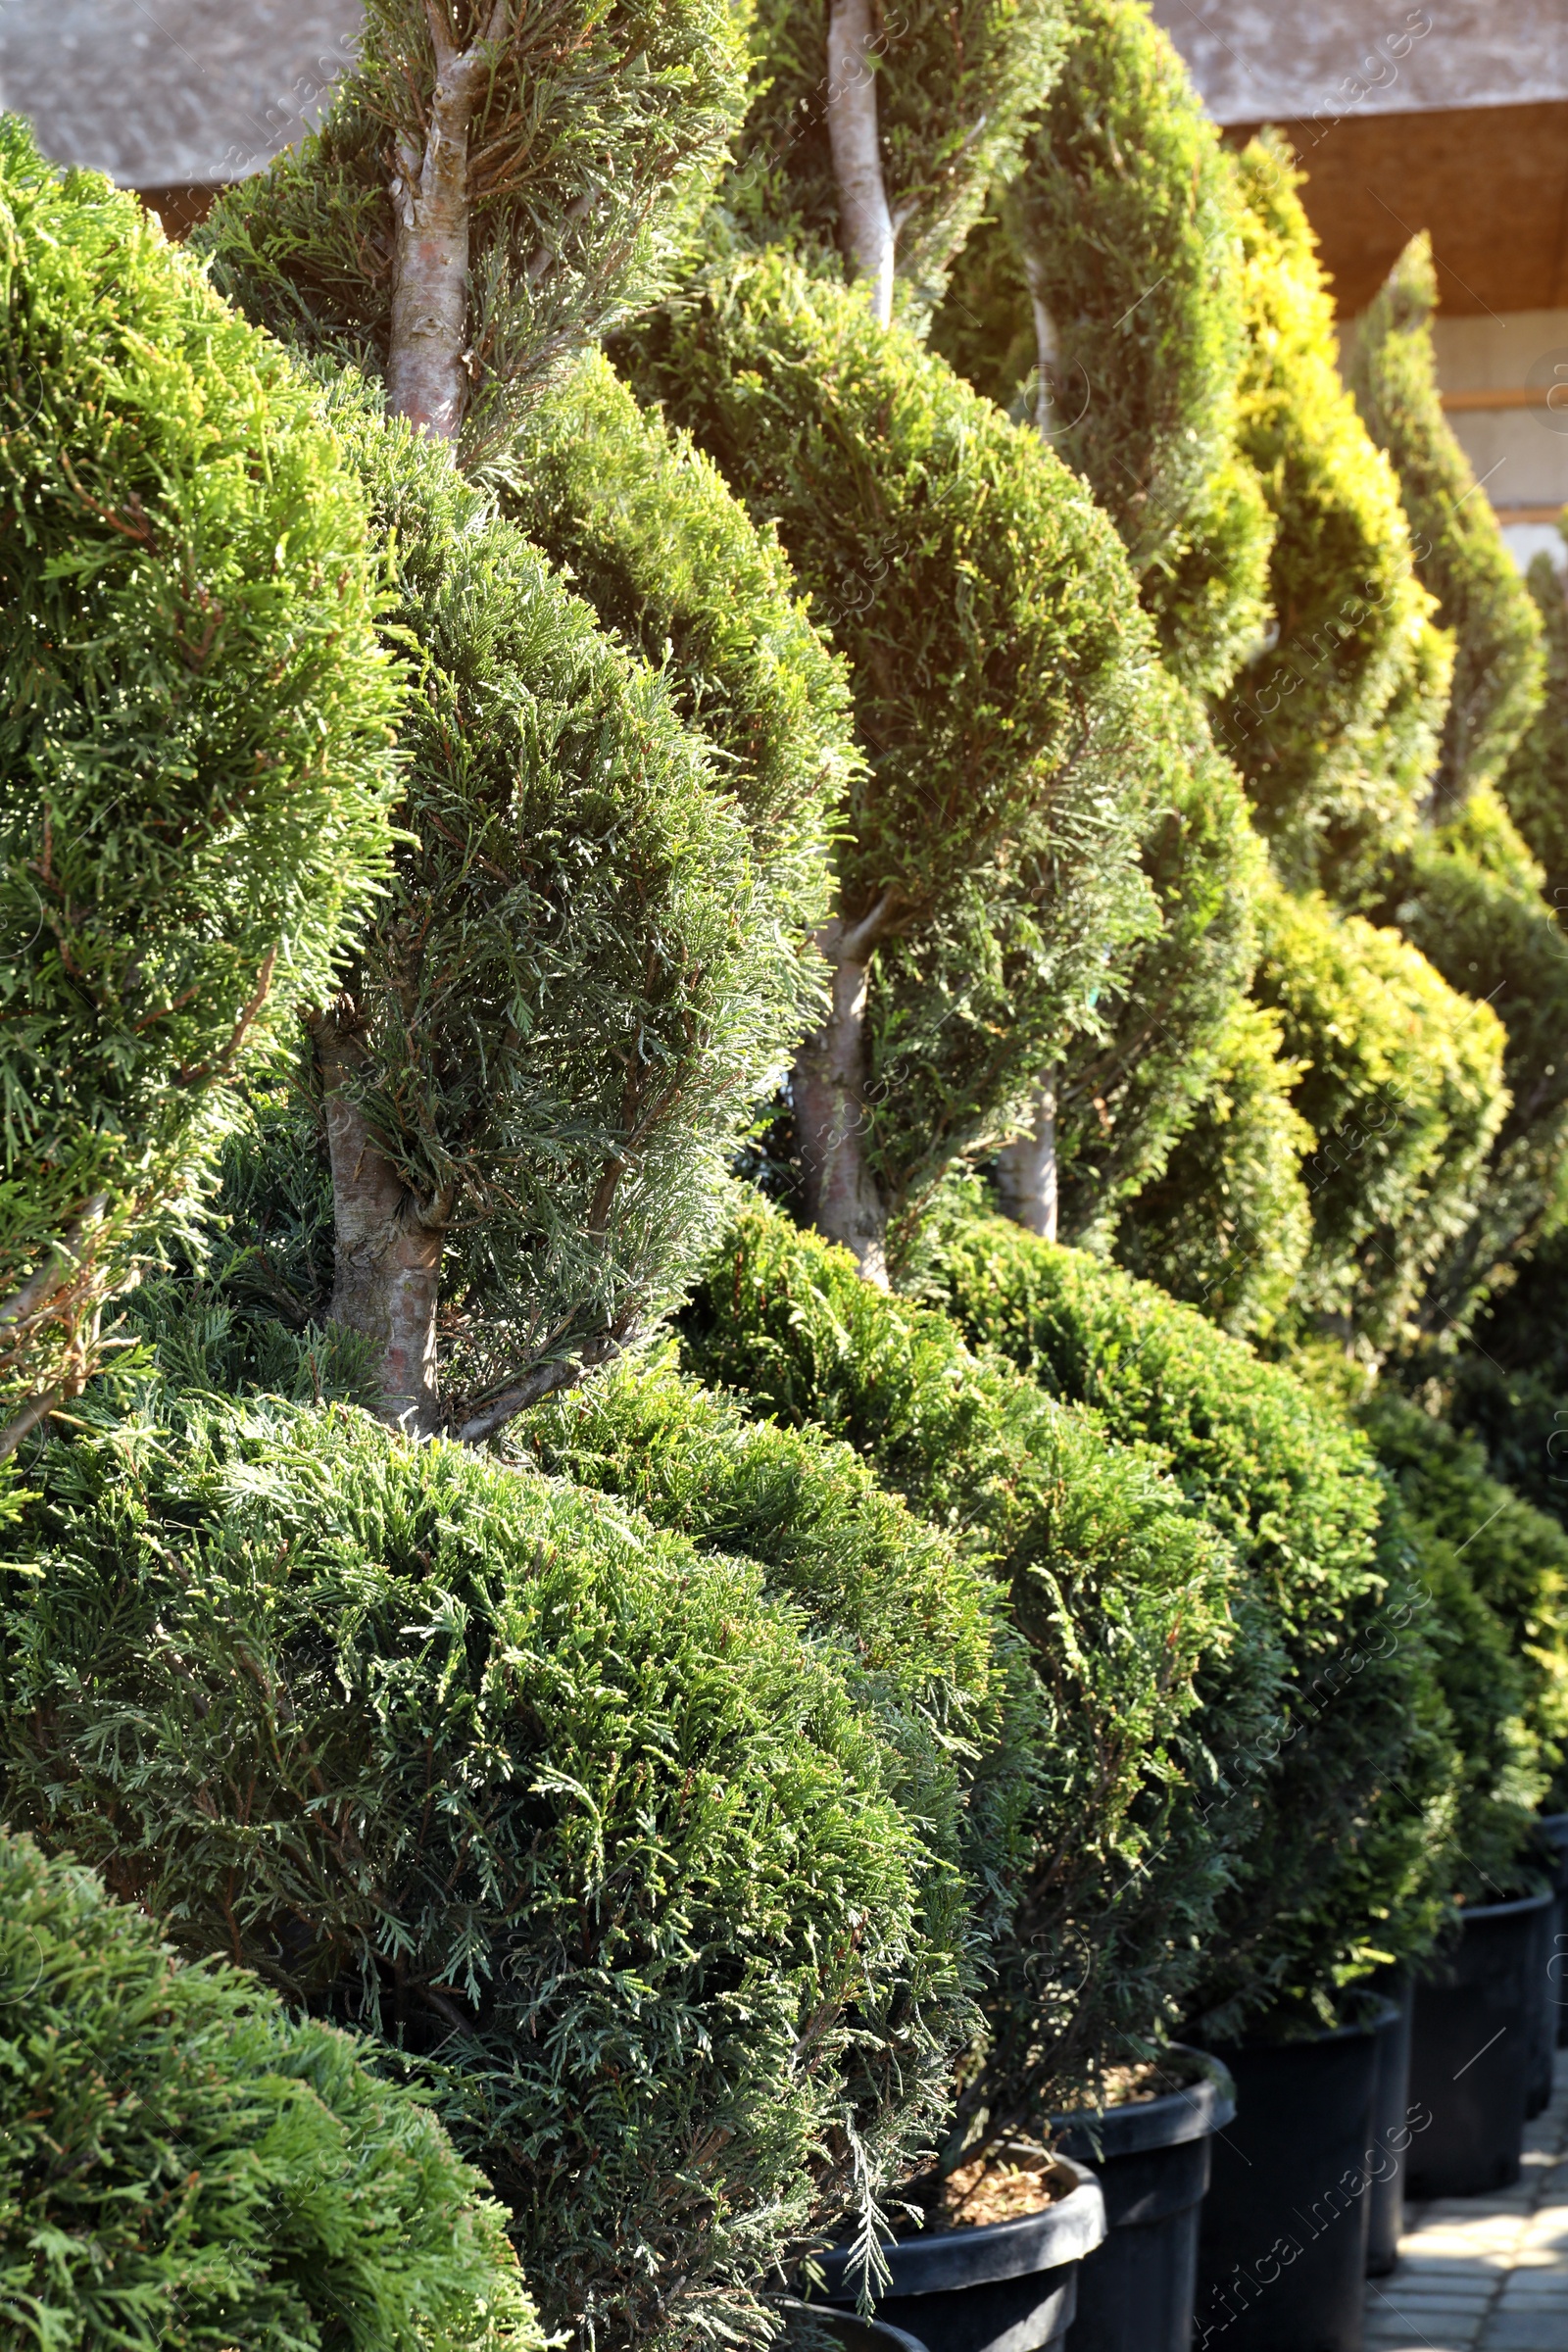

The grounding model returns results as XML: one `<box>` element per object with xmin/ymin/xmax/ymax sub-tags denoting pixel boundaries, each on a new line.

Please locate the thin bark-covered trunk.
<box><xmin>826</xmin><ymin>0</ymin><xmax>895</xmax><ymax>325</ymax></box>
<box><xmin>314</xmin><ymin>1012</ymin><xmax>452</xmax><ymax>1436</ymax></box>
<box><xmin>386</xmin><ymin>1</ymin><xmax>507</xmax><ymax>439</ymax></box>
<box><xmin>794</xmin><ymin>904</ymin><xmax>895</xmax><ymax>1286</ymax></box>
<box><xmin>1020</xmin><ymin>249</ymin><xmax>1060</xmax><ymax>439</ymax></box>
<box><xmin>994</xmin><ymin>1072</ymin><xmax>1058</xmax><ymax>1241</ymax></box>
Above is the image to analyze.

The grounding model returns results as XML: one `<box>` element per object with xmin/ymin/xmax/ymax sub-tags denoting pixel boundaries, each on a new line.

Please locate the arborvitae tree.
<box><xmin>1500</xmin><ymin>549</ymin><xmax>1568</xmax><ymax>904</ymax></box>
<box><xmin>0</xmin><ymin>122</ymin><xmax>399</xmax><ymax>1462</ymax></box>
<box><xmin>1349</xmin><ymin>233</ymin><xmax>1544</xmax><ymax>815</ymax></box>
<box><xmin>1252</xmin><ymin>883</ymin><xmax>1508</xmax><ymax>1354</ymax></box>
<box><xmin>930</xmin><ymin>0</ymin><xmax>1273</xmax><ymax>692</ymax></box>
<box><xmin>629</xmin><ymin>253</ymin><xmax>1162</xmax><ymax>1277</ymax></box>
<box><xmin>198</xmin><ymin>5</ymin><xmax>847</xmax><ymax>1435</ymax></box>
<box><xmin>1219</xmin><ymin>136</ymin><xmax>1444</xmax><ymax>898</ymax></box>
<box><xmin>0</xmin><ymin>1832</ymin><xmax>543</xmax><ymax>2352</ymax></box>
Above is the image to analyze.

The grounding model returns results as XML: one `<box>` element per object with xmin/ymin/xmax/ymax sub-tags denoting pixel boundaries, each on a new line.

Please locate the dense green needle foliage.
<box><xmin>1369</xmin><ymin>788</ymin><xmax>1568</xmax><ymax>1331</ymax></box>
<box><xmin>1252</xmin><ymin>884</ymin><xmax>1508</xmax><ymax>1352</ymax></box>
<box><xmin>0</xmin><ymin>1393</ymin><xmax>965</xmax><ymax>2352</ymax></box>
<box><xmin>924</xmin><ymin>1207</ymin><xmax>1458</xmax><ymax>2028</ymax></box>
<box><xmin>1445</xmin><ymin>1228</ymin><xmax>1568</xmax><ymax>1537</ymax></box>
<box><xmin>679</xmin><ymin>1194</ymin><xmax>1267</xmax><ymax>2124</ymax></box>
<box><xmin>1112</xmin><ymin>999</ymin><xmax>1313</xmax><ymax>1338</ymax></box>
<box><xmin>737</xmin><ymin>0</ymin><xmax>1066</xmax><ymax>312</ymax></box>
<box><xmin>0</xmin><ymin>122</ymin><xmax>399</xmax><ymax>1452</ymax></box>
<box><xmin>1362</xmin><ymin>1390</ymin><xmax>1568</xmax><ymax>1846</ymax></box>
<box><xmin>1349</xmin><ymin>235</ymin><xmax>1544</xmax><ymax>814</ymax></box>
<box><xmin>1217</xmin><ymin>138</ymin><xmax>1444</xmax><ymax>898</ymax></box>
<box><xmin>201</xmin><ymin>0</ymin><xmax>748</xmax><ymax>466</ymax></box>
<box><xmin>931</xmin><ymin>0</ymin><xmax>1271</xmax><ymax>694</ymax></box>
<box><xmin>0</xmin><ymin>1830</ymin><xmax>542</xmax><ymax>2352</ymax></box>
<box><xmin>628</xmin><ymin>249</ymin><xmax>1163</xmax><ymax>1246</ymax></box>
<box><xmin>1500</xmin><ymin>551</ymin><xmax>1568</xmax><ymax>904</ymax></box>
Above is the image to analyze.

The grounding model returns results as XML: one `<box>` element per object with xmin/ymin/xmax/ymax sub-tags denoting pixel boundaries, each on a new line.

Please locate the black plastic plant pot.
<box><xmin>1407</xmin><ymin>1886</ymin><xmax>1556</xmax><ymax>2198</ymax></box>
<box><xmin>1052</xmin><ymin>2048</ymin><xmax>1236</xmax><ymax>2352</ymax></box>
<box><xmin>1534</xmin><ymin>1813</ymin><xmax>1568</xmax><ymax>2050</ymax></box>
<box><xmin>1191</xmin><ymin>2002</ymin><xmax>1395</xmax><ymax>2352</ymax></box>
<box><xmin>772</xmin><ymin>2297</ymin><xmax>932</xmax><ymax>2352</ymax></box>
<box><xmin>1365</xmin><ymin>1985</ymin><xmax>1413</xmax><ymax>2278</ymax></box>
<box><xmin>811</xmin><ymin>2156</ymin><xmax>1106</xmax><ymax>2352</ymax></box>
<box><xmin>1527</xmin><ymin>1886</ymin><xmax>1557</xmax><ymax>2119</ymax></box>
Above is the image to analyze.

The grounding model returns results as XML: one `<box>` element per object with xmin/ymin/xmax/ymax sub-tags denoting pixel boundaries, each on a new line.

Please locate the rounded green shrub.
<box><xmin>0</xmin><ymin>121</ymin><xmax>399</xmax><ymax>1452</ymax></box>
<box><xmin>1218</xmin><ymin>137</ymin><xmax>1443</xmax><ymax>896</ymax></box>
<box><xmin>1253</xmin><ymin>883</ymin><xmax>1508</xmax><ymax>1352</ymax></box>
<box><xmin>678</xmin><ymin>1194</ymin><xmax>1270</xmax><ymax>2127</ymax></box>
<box><xmin>1112</xmin><ymin>999</ymin><xmax>1313</xmax><ymax>1339</ymax></box>
<box><xmin>0</xmin><ymin>1392</ymin><xmax>959</xmax><ymax>2351</ymax></box>
<box><xmin>923</xmin><ymin>1204</ymin><xmax>1459</xmax><ymax>2029</ymax></box>
<box><xmin>1349</xmin><ymin>234</ymin><xmax>1544</xmax><ymax>813</ymax></box>
<box><xmin>626</xmin><ymin>248</ymin><xmax>1163</xmax><ymax>1250</ymax></box>
<box><xmin>1499</xmin><ymin>549</ymin><xmax>1568</xmax><ymax>905</ymax></box>
<box><xmin>0</xmin><ymin>1829</ymin><xmax>541</xmax><ymax>2352</ymax></box>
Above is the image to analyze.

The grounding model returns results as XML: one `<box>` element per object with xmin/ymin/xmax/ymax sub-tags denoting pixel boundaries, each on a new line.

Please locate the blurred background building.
<box><xmin>2</xmin><ymin>0</ymin><xmax>1565</xmax><ymax>565</ymax></box>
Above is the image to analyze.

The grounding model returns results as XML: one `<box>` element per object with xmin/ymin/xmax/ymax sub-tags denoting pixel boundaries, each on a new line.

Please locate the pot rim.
<box><xmin>767</xmin><ymin>2295</ymin><xmax>931</xmax><ymax>2352</ymax></box>
<box><xmin>810</xmin><ymin>2155</ymin><xmax>1106</xmax><ymax>2299</ymax></box>
<box><xmin>1454</xmin><ymin>1886</ymin><xmax>1558</xmax><ymax>1923</ymax></box>
<box><xmin>1197</xmin><ymin>1991</ymin><xmax>1402</xmax><ymax>2058</ymax></box>
<box><xmin>1052</xmin><ymin>2042</ymin><xmax>1237</xmax><ymax>2160</ymax></box>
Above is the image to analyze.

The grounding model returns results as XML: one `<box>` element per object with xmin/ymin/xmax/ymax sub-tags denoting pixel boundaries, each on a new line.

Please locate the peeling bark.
<box><xmin>794</xmin><ymin>902</ymin><xmax>896</xmax><ymax>1286</ymax></box>
<box><xmin>313</xmin><ymin>1012</ymin><xmax>452</xmax><ymax>1436</ymax></box>
<box><xmin>386</xmin><ymin>0</ymin><xmax>508</xmax><ymax>441</ymax></box>
<box><xmin>994</xmin><ymin>1073</ymin><xmax>1058</xmax><ymax>1241</ymax></box>
<box><xmin>826</xmin><ymin>0</ymin><xmax>896</xmax><ymax>325</ymax></box>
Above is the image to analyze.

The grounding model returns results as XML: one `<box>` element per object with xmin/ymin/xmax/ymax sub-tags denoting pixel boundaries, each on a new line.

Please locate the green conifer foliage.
<box><xmin>1</xmin><ymin>1394</ymin><xmax>967</xmax><ymax>2351</ymax></box>
<box><xmin>1499</xmin><ymin>551</ymin><xmax>1568</xmax><ymax>903</ymax></box>
<box><xmin>737</xmin><ymin>0</ymin><xmax>1067</xmax><ymax>315</ymax></box>
<box><xmin>1349</xmin><ymin>234</ymin><xmax>1544</xmax><ymax>813</ymax></box>
<box><xmin>678</xmin><ymin>1197</ymin><xmax>1276</xmax><ymax>2126</ymax></box>
<box><xmin>0</xmin><ymin>124</ymin><xmax>399</xmax><ymax>1461</ymax></box>
<box><xmin>1219</xmin><ymin>138</ymin><xmax>1443</xmax><ymax>896</ymax></box>
<box><xmin>0</xmin><ymin>1831</ymin><xmax>543</xmax><ymax>2352</ymax></box>
<box><xmin>1111</xmin><ymin>1001</ymin><xmax>1313</xmax><ymax>1338</ymax></box>
<box><xmin>201</xmin><ymin>0</ymin><xmax>748</xmax><ymax>464</ymax></box>
<box><xmin>628</xmin><ymin>249</ymin><xmax>1161</xmax><ymax>1274</ymax></box>
<box><xmin>923</xmin><ymin>1210</ymin><xmax>1459</xmax><ymax>2028</ymax></box>
<box><xmin>1370</xmin><ymin>788</ymin><xmax>1568</xmax><ymax>1331</ymax></box>
<box><xmin>1252</xmin><ymin>885</ymin><xmax>1508</xmax><ymax>1352</ymax></box>
<box><xmin>306</xmin><ymin>401</ymin><xmax>829</xmax><ymax>1439</ymax></box>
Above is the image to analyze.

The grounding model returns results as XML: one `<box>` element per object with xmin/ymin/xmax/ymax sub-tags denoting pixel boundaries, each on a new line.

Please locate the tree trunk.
<box><xmin>1020</xmin><ymin>249</ymin><xmax>1061</xmax><ymax>439</ymax></box>
<box><xmin>313</xmin><ymin>1013</ymin><xmax>451</xmax><ymax>1436</ymax></box>
<box><xmin>994</xmin><ymin>1073</ymin><xmax>1058</xmax><ymax>1241</ymax></box>
<box><xmin>794</xmin><ymin>951</ymin><xmax>889</xmax><ymax>1287</ymax></box>
<box><xmin>386</xmin><ymin>2</ymin><xmax>507</xmax><ymax>441</ymax></box>
<box><xmin>826</xmin><ymin>0</ymin><xmax>896</xmax><ymax>326</ymax></box>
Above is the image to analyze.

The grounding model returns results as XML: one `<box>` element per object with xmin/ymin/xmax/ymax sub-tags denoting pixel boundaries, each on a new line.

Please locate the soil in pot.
<box><xmin>809</xmin><ymin>2153</ymin><xmax>1106</xmax><ymax>2352</ymax></box>
<box><xmin>1051</xmin><ymin>2045</ymin><xmax>1235</xmax><ymax>2352</ymax></box>
<box><xmin>1408</xmin><ymin>1886</ymin><xmax>1556</xmax><ymax>2198</ymax></box>
<box><xmin>1192</xmin><ymin>1999</ymin><xmax>1397</xmax><ymax>2352</ymax></box>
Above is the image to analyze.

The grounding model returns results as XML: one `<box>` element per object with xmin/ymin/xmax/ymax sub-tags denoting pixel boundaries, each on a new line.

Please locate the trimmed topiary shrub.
<box><xmin>1217</xmin><ymin>136</ymin><xmax>1443</xmax><ymax>897</ymax></box>
<box><xmin>921</xmin><ymin>1204</ymin><xmax>1459</xmax><ymax>2029</ymax></box>
<box><xmin>0</xmin><ymin>1391</ymin><xmax>968</xmax><ymax>2351</ymax></box>
<box><xmin>626</xmin><ymin>248</ymin><xmax>1162</xmax><ymax>1274</ymax></box>
<box><xmin>0</xmin><ymin>1829</ymin><xmax>541</xmax><ymax>2352</ymax></box>
<box><xmin>1499</xmin><ymin>549</ymin><xmax>1568</xmax><ymax>906</ymax></box>
<box><xmin>678</xmin><ymin>1193</ymin><xmax>1275</xmax><ymax>2121</ymax></box>
<box><xmin>0</xmin><ymin>121</ymin><xmax>399</xmax><ymax>1457</ymax></box>
<box><xmin>1349</xmin><ymin>234</ymin><xmax>1544</xmax><ymax>814</ymax></box>
<box><xmin>1252</xmin><ymin>883</ymin><xmax>1508</xmax><ymax>1352</ymax></box>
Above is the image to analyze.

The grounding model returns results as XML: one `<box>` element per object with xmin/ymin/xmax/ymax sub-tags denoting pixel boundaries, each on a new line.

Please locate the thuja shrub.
<box><xmin>679</xmin><ymin>1195</ymin><xmax>1267</xmax><ymax>2129</ymax></box>
<box><xmin>1370</xmin><ymin>788</ymin><xmax>1568</xmax><ymax>1329</ymax></box>
<box><xmin>1218</xmin><ymin>136</ymin><xmax>1442</xmax><ymax>895</ymax></box>
<box><xmin>1500</xmin><ymin>551</ymin><xmax>1568</xmax><ymax>903</ymax></box>
<box><xmin>1112</xmin><ymin>999</ymin><xmax>1313</xmax><ymax>1340</ymax></box>
<box><xmin>0</xmin><ymin>1831</ymin><xmax>541</xmax><ymax>2352</ymax></box>
<box><xmin>1445</xmin><ymin>1232</ymin><xmax>1568</xmax><ymax>1536</ymax></box>
<box><xmin>1350</xmin><ymin>234</ymin><xmax>1543</xmax><ymax>812</ymax></box>
<box><xmin>0</xmin><ymin>122</ymin><xmax>398</xmax><ymax>1453</ymax></box>
<box><xmin>1253</xmin><ymin>884</ymin><xmax>1507</xmax><ymax>1351</ymax></box>
<box><xmin>0</xmin><ymin>1396</ymin><xmax>955</xmax><ymax>2351</ymax></box>
<box><xmin>925</xmin><ymin>1206</ymin><xmax>1458</xmax><ymax>2028</ymax></box>
<box><xmin>627</xmin><ymin>249</ymin><xmax>1161</xmax><ymax>1247</ymax></box>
